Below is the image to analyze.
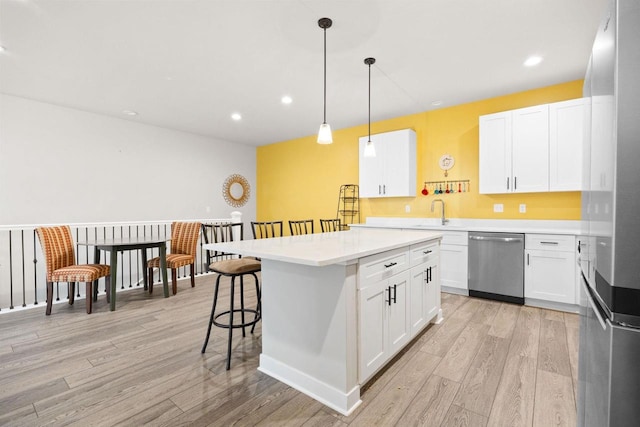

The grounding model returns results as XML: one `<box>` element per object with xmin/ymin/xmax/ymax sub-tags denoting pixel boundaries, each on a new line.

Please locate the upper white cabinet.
<box><xmin>359</xmin><ymin>129</ymin><xmax>416</xmax><ymax>198</ymax></box>
<box><xmin>549</xmin><ymin>98</ymin><xmax>589</xmax><ymax>191</ymax></box>
<box><xmin>479</xmin><ymin>99</ymin><xmax>587</xmax><ymax>194</ymax></box>
<box><xmin>478</xmin><ymin>112</ymin><xmax>512</xmax><ymax>194</ymax></box>
<box><xmin>512</xmin><ymin>105</ymin><xmax>550</xmax><ymax>193</ymax></box>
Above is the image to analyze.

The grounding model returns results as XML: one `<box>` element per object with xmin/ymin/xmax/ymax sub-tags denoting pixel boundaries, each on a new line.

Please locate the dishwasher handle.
<box><xmin>469</xmin><ymin>235</ymin><xmax>523</xmax><ymax>243</ymax></box>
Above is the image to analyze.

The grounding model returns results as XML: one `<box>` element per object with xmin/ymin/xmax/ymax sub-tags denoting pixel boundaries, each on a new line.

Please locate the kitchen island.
<box><xmin>203</xmin><ymin>227</ymin><xmax>442</xmax><ymax>415</ymax></box>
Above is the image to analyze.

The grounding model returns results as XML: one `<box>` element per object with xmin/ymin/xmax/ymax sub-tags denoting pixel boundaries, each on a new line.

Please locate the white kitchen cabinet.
<box><xmin>386</xmin><ymin>271</ymin><xmax>410</xmax><ymax>355</ymax></box>
<box><xmin>549</xmin><ymin>98</ymin><xmax>588</xmax><ymax>191</ymax></box>
<box><xmin>479</xmin><ymin>99</ymin><xmax>586</xmax><ymax>194</ymax></box>
<box><xmin>439</xmin><ymin>231</ymin><xmax>468</xmax><ymax>293</ymax></box>
<box><xmin>478</xmin><ymin>111</ymin><xmax>511</xmax><ymax>194</ymax></box>
<box><xmin>409</xmin><ymin>242</ymin><xmax>440</xmax><ymax>336</ymax></box>
<box><xmin>425</xmin><ymin>262</ymin><xmax>440</xmax><ymax>321</ymax></box>
<box><xmin>525</xmin><ymin>234</ymin><xmax>577</xmax><ymax>305</ymax></box>
<box><xmin>359</xmin><ymin>269</ymin><xmax>410</xmax><ymax>382</ymax></box>
<box><xmin>359</xmin><ymin>129</ymin><xmax>416</xmax><ymax>198</ymax></box>
<box><xmin>358</xmin><ymin>239</ymin><xmax>441</xmax><ymax>382</ymax></box>
<box><xmin>512</xmin><ymin>105</ymin><xmax>550</xmax><ymax>193</ymax></box>
<box><xmin>479</xmin><ymin>105</ymin><xmax>549</xmax><ymax>194</ymax></box>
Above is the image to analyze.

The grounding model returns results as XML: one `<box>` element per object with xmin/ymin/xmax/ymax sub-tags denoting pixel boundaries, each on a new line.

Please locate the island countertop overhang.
<box><xmin>203</xmin><ymin>228</ymin><xmax>443</xmax><ymax>267</ymax></box>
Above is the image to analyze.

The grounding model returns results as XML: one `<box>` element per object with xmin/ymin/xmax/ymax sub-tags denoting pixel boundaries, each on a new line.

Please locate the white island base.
<box><xmin>258</xmin><ymin>260</ymin><xmax>361</xmax><ymax>415</ymax></box>
<box><xmin>203</xmin><ymin>228</ymin><xmax>443</xmax><ymax>416</ymax></box>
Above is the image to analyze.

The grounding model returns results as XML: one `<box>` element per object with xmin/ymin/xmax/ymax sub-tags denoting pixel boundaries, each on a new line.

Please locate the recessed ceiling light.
<box><xmin>231</xmin><ymin>113</ymin><xmax>242</xmax><ymax>121</ymax></box>
<box><xmin>281</xmin><ymin>96</ymin><xmax>292</xmax><ymax>105</ymax></box>
<box><xmin>0</xmin><ymin>46</ymin><xmax>5</xmax><ymax>53</ymax></box>
<box><xmin>431</xmin><ymin>100</ymin><xmax>443</xmax><ymax>106</ymax></box>
<box><xmin>524</xmin><ymin>55</ymin><xmax>543</xmax><ymax>67</ymax></box>
<box><xmin>122</xmin><ymin>110</ymin><xmax>138</xmax><ymax>116</ymax></box>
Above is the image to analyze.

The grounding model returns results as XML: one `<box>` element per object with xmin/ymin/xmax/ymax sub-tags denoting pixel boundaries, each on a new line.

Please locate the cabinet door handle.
<box><xmin>507</xmin><ymin>177</ymin><xmax>510</xmax><ymax>190</ymax></box>
<box><xmin>429</xmin><ymin>266</ymin><xmax>432</xmax><ymax>282</ymax></box>
<box><xmin>424</xmin><ymin>270</ymin><xmax>429</xmax><ymax>284</ymax></box>
<box><xmin>384</xmin><ymin>262</ymin><xmax>397</xmax><ymax>268</ymax></box>
<box><xmin>383</xmin><ymin>184</ymin><xmax>386</xmax><ymax>194</ymax></box>
<box><xmin>527</xmin><ymin>253</ymin><xmax>530</xmax><ymax>265</ymax></box>
<box><xmin>423</xmin><ymin>250</ymin><xmax>432</xmax><ymax>255</ymax></box>
<box><xmin>514</xmin><ymin>176</ymin><xmax>517</xmax><ymax>190</ymax></box>
<box><xmin>386</xmin><ymin>286</ymin><xmax>392</xmax><ymax>306</ymax></box>
<box><xmin>540</xmin><ymin>241</ymin><xmax>559</xmax><ymax>245</ymax></box>
<box><xmin>392</xmin><ymin>284</ymin><xmax>397</xmax><ymax>304</ymax></box>
<box><xmin>378</xmin><ymin>185</ymin><xmax>381</xmax><ymax>195</ymax></box>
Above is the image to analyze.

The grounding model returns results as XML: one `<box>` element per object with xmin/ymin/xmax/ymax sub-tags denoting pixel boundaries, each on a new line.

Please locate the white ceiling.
<box><xmin>0</xmin><ymin>0</ymin><xmax>606</xmax><ymax>146</ymax></box>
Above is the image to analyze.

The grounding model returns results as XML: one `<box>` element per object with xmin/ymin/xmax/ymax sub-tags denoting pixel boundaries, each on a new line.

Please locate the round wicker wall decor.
<box><xmin>223</xmin><ymin>174</ymin><xmax>250</xmax><ymax>207</ymax></box>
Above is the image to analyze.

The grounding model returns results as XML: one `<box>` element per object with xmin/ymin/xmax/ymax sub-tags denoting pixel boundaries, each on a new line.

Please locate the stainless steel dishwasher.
<box><xmin>468</xmin><ymin>231</ymin><xmax>524</xmax><ymax>304</ymax></box>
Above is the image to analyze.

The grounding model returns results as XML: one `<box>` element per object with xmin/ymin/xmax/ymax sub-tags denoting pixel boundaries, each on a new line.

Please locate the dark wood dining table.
<box><xmin>78</xmin><ymin>236</ymin><xmax>170</xmax><ymax>311</ymax></box>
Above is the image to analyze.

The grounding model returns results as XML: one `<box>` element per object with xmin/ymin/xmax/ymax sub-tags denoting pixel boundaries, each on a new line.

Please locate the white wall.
<box><xmin>0</xmin><ymin>94</ymin><xmax>256</xmax><ymax>225</ymax></box>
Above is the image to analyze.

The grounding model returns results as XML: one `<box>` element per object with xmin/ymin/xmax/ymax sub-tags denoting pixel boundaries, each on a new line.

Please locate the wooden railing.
<box><xmin>0</xmin><ymin>218</ymin><xmax>234</xmax><ymax>313</ymax></box>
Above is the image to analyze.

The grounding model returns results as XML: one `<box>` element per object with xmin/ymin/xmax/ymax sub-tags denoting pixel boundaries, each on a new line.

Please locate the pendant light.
<box><xmin>317</xmin><ymin>17</ymin><xmax>333</xmax><ymax>144</ymax></box>
<box><xmin>363</xmin><ymin>57</ymin><xmax>376</xmax><ymax>157</ymax></box>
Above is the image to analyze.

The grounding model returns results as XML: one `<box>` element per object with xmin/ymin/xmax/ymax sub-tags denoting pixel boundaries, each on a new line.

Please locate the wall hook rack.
<box><xmin>422</xmin><ymin>179</ymin><xmax>470</xmax><ymax>195</ymax></box>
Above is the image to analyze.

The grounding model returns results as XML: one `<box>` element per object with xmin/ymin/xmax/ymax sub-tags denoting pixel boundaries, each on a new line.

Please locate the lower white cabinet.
<box><xmin>358</xmin><ymin>240</ymin><xmax>441</xmax><ymax>383</ymax></box>
<box><xmin>440</xmin><ymin>231</ymin><xmax>468</xmax><ymax>292</ymax></box>
<box><xmin>359</xmin><ymin>269</ymin><xmax>410</xmax><ymax>382</ymax></box>
<box><xmin>524</xmin><ymin>234</ymin><xmax>577</xmax><ymax>305</ymax></box>
<box><xmin>410</xmin><ymin>259</ymin><xmax>439</xmax><ymax>336</ymax></box>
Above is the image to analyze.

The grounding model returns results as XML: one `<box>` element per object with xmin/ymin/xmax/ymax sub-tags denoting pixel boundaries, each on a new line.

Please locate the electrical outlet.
<box><xmin>405</xmin><ymin>204</ymin><xmax>411</xmax><ymax>213</ymax></box>
<box><xmin>493</xmin><ymin>203</ymin><xmax>504</xmax><ymax>213</ymax></box>
<box><xmin>519</xmin><ymin>204</ymin><xmax>526</xmax><ymax>213</ymax></box>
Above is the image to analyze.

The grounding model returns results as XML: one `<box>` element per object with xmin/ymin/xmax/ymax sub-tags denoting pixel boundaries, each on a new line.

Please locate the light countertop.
<box><xmin>203</xmin><ymin>227</ymin><xmax>442</xmax><ymax>267</ymax></box>
<box><xmin>351</xmin><ymin>217</ymin><xmax>582</xmax><ymax>235</ymax></box>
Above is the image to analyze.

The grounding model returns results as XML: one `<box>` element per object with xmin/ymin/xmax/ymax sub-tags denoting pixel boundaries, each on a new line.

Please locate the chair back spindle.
<box><xmin>288</xmin><ymin>219</ymin><xmax>314</xmax><ymax>235</ymax></box>
<box><xmin>251</xmin><ymin>221</ymin><xmax>283</xmax><ymax>239</ymax></box>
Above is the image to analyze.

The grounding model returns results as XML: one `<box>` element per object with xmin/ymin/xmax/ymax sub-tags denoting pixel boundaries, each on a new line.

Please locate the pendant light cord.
<box><xmin>317</xmin><ymin>17</ymin><xmax>332</xmax><ymax>144</ymax></box>
<box><xmin>368</xmin><ymin>61</ymin><xmax>371</xmax><ymax>140</ymax></box>
<box><xmin>364</xmin><ymin>57</ymin><xmax>375</xmax><ymax>141</ymax></box>
<box><xmin>323</xmin><ymin>27</ymin><xmax>327</xmax><ymax>124</ymax></box>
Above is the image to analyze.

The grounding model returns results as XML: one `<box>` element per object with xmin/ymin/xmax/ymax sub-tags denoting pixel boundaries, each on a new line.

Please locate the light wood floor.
<box><xmin>0</xmin><ymin>274</ymin><xmax>579</xmax><ymax>426</ymax></box>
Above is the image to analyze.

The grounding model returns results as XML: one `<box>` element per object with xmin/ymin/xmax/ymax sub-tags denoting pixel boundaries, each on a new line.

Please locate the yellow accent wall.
<box><xmin>257</xmin><ymin>80</ymin><xmax>583</xmax><ymax>228</ymax></box>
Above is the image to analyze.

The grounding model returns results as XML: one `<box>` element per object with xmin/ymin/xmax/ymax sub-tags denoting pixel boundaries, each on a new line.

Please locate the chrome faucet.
<box><xmin>431</xmin><ymin>198</ymin><xmax>448</xmax><ymax>225</ymax></box>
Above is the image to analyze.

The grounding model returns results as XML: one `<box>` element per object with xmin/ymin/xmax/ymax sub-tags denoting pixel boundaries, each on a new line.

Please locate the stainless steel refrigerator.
<box><xmin>579</xmin><ymin>0</ymin><xmax>640</xmax><ymax>425</ymax></box>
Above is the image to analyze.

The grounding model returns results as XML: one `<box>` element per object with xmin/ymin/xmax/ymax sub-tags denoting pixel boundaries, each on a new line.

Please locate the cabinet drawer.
<box><xmin>441</xmin><ymin>231</ymin><xmax>468</xmax><ymax>246</ymax></box>
<box><xmin>410</xmin><ymin>241</ymin><xmax>439</xmax><ymax>267</ymax></box>
<box><xmin>359</xmin><ymin>247</ymin><xmax>410</xmax><ymax>289</ymax></box>
<box><xmin>525</xmin><ymin>234</ymin><xmax>575</xmax><ymax>252</ymax></box>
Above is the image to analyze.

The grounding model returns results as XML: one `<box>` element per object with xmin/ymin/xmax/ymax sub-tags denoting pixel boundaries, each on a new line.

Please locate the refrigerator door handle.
<box><xmin>586</xmin><ymin>288</ymin><xmax>607</xmax><ymax>330</ymax></box>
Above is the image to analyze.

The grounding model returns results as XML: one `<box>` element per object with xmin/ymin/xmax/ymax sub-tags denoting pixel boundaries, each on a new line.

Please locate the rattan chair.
<box><xmin>319</xmin><ymin>218</ymin><xmax>342</xmax><ymax>232</ymax></box>
<box><xmin>201</xmin><ymin>222</ymin><xmax>262</xmax><ymax>370</ymax></box>
<box><xmin>288</xmin><ymin>219</ymin><xmax>314</xmax><ymax>235</ymax></box>
<box><xmin>147</xmin><ymin>221</ymin><xmax>201</xmax><ymax>295</ymax></box>
<box><xmin>36</xmin><ymin>225</ymin><xmax>111</xmax><ymax>315</ymax></box>
<box><xmin>251</xmin><ymin>221</ymin><xmax>283</xmax><ymax>239</ymax></box>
